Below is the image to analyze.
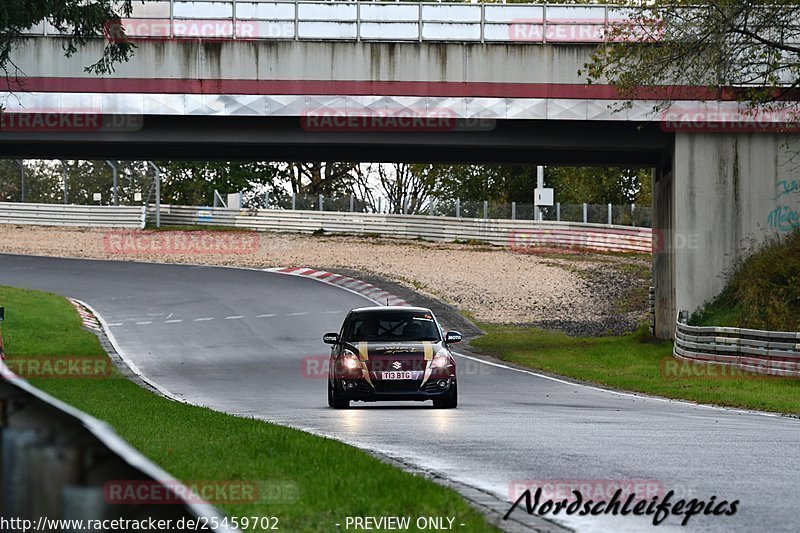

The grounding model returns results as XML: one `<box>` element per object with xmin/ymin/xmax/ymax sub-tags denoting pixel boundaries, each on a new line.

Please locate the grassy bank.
<box><xmin>691</xmin><ymin>229</ymin><xmax>800</xmax><ymax>330</ymax></box>
<box><xmin>0</xmin><ymin>286</ymin><xmax>497</xmax><ymax>532</ymax></box>
<box><xmin>470</xmin><ymin>324</ymin><xmax>800</xmax><ymax>415</ymax></box>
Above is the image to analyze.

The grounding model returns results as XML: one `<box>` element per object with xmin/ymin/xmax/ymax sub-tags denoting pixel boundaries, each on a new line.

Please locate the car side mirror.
<box><xmin>323</xmin><ymin>332</ymin><xmax>340</xmax><ymax>344</ymax></box>
<box><xmin>445</xmin><ymin>331</ymin><xmax>462</xmax><ymax>344</ymax></box>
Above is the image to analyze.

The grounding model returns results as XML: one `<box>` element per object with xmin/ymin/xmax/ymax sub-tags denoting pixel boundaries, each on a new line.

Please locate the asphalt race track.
<box><xmin>1</xmin><ymin>254</ymin><xmax>798</xmax><ymax>533</ymax></box>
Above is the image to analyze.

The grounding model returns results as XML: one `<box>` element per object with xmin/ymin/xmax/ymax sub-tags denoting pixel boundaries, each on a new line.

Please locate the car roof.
<box><xmin>349</xmin><ymin>306</ymin><xmax>433</xmax><ymax>315</ymax></box>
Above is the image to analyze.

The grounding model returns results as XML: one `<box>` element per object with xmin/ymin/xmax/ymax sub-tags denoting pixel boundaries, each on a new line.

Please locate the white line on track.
<box><xmin>194</xmin><ymin>317</ymin><xmax>214</xmax><ymax>322</ymax></box>
<box><xmin>135</xmin><ymin>321</ymin><xmax>152</xmax><ymax>325</ymax></box>
<box><xmin>107</xmin><ymin>322</ymin><xmax>122</xmax><ymax>326</ymax></box>
<box><xmin>287</xmin><ymin>312</ymin><xmax>308</xmax><ymax>316</ymax></box>
<box><xmin>164</xmin><ymin>319</ymin><xmax>183</xmax><ymax>323</ymax></box>
<box><xmin>224</xmin><ymin>315</ymin><xmax>244</xmax><ymax>320</ymax></box>
<box><xmin>257</xmin><ymin>314</ymin><xmax>276</xmax><ymax>318</ymax></box>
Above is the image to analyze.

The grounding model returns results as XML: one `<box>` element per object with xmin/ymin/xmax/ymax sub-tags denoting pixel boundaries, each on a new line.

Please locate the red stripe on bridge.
<box><xmin>2</xmin><ymin>77</ymin><xmax>739</xmax><ymax>100</ymax></box>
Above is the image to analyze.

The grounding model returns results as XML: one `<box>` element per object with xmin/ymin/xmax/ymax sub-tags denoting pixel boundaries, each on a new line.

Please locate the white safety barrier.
<box><xmin>152</xmin><ymin>205</ymin><xmax>653</xmax><ymax>253</ymax></box>
<box><xmin>0</xmin><ymin>202</ymin><xmax>145</xmax><ymax>229</ymax></box>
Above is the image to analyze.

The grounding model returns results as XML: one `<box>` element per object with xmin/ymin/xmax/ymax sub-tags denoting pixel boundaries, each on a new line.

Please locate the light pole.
<box><xmin>60</xmin><ymin>160</ymin><xmax>69</xmax><ymax>204</ymax></box>
<box><xmin>106</xmin><ymin>161</ymin><xmax>119</xmax><ymax>206</ymax></box>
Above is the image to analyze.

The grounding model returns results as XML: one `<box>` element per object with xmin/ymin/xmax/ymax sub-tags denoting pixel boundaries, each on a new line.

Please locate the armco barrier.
<box><xmin>0</xmin><ymin>202</ymin><xmax>145</xmax><ymax>229</ymax></box>
<box><xmin>674</xmin><ymin>313</ymin><xmax>800</xmax><ymax>378</ymax></box>
<box><xmin>151</xmin><ymin>205</ymin><xmax>653</xmax><ymax>253</ymax></box>
<box><xmin>0</xmin><ymin>361</ymin><xmax>237</xmax><ymax>530</ymax></box>
<box><xmin>0</xmin><ymin>312</ymin><xmax>235</xmax><ymax>531</ymax></box>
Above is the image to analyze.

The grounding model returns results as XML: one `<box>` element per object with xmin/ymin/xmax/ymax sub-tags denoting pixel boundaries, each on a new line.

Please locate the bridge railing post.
<box><xmin>608</xmin><ymin>203</ymin><xmax>612</xmax><ymax>225</ymax></box>
<box><xmin>480</xmin><ymin>3</ymin><xmax>485</xmax><ymax>43</ymax></box>
<box><xmin>232</xmin><ymin>0</ymin><xmax>237</xmax><ymax>40</ymax></box>
<box><xmin>583</xmin><ymin>203</ymin><xmax>587</xmax><ymax>223</ymax></box>
<box><xmin>294</xmin><ymin>0</ymin><xmax>299</xmax><ymax>41</ymax></box>
<box><xmin>557</xmin><ymin>202</ymin><xmax>561</xmax><ymax>221</ymax></box>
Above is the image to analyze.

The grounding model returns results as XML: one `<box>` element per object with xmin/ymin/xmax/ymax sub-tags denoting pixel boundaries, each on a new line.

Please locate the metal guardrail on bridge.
<box><xmin>152</xmin><ymin>205</ymin><xmax>653</xmax><ymax>253</ymax></box>
<box><xmin>23</xmin><ymin>2</ymin><xmax>634</xmax><ymax>43</ymax></box>
<box><xmin>0</xmin><ymin>202</ymin><xmax>145</xmax><ymax>229</ymax></box>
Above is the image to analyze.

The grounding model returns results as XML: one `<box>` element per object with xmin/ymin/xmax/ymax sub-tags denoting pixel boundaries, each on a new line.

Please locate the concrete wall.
<box><xmin>669</xmin><ymin>132</ymin><xmax>800</xmax><ymax>325</ymax></box>
<box><xmin>10</xmin><ymin>38</ymin><xmax>595</xmax><ymax>84</ymax></box>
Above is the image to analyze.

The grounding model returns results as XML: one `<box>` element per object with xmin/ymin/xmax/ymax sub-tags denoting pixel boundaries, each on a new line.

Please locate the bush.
<box><xmin>692</xmin><ymin>228</ymin><xmax>800</xmax><ymax>330</ymax></box>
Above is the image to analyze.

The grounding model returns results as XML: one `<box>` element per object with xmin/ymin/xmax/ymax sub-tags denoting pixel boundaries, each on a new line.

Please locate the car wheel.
<box><xmin>433</xmin><ymin>382</ymin><xmax>457</xmax><ymax>409</ymax></box>
<box><xmin>329</xmin><ymin>379</ymin><xmax>350</xmax><ymax>409</ymax></box>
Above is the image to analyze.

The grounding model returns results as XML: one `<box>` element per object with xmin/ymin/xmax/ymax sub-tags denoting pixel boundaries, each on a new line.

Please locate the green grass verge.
<box><xmin>470</xmin><ymin>323</ymin><xmax>800</xmax><ymax>415</ymax></box>
<box><xmin>690</xmin><ymin>228</ymin><xmax>800</xmax><ymax>330</ymax></box>
<box><xmin>0</xmin><ymin>286</ymin><xmax>498</xmax><ymax>532</ymax></box>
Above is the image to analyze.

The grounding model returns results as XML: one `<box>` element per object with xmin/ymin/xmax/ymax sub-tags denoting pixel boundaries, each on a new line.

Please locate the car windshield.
<box><xmin>346</xmin><ymin>311</ymin><xmax>441</xmax><ymax>342</ymax></box>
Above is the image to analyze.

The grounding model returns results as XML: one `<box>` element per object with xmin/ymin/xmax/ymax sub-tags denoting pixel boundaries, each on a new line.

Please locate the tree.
<box><xmin>584</xmin><ymin>1</ymin><xmax>800</xmax><ymax>114</ymax></box>
<box><xmin>1</xmin><ymin>0</ymin><xmax>135</xmax><ymax>76</ymax></box>
<box><xmin>157</xmin><ymin>161</ymin><xmax>288</xmax><ymax>208</ymax></box>
<box><xmin>546</xmin><ymin>167</ymin><xmax>652</xmax><ymax>205</ymax></box>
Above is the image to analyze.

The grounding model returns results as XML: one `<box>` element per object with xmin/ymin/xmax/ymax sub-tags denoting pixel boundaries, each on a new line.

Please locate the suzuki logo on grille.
<box><xmin>392</xmin><ymin>361</ymin><xmax>402</xmax><ymax>370</ymax></box>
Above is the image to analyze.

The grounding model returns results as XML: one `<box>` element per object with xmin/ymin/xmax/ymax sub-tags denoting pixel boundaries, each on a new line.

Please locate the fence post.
<box><xmin>147</xmin><ymin>161</ymin><xmax>160</xmax><ymax>228</ymax></box>
<box><xmin>456</xmin><ymin>199</ymin><xmax>460</xmax><ymax>218</ymax></box>
<box><xmin>264</xmin><ymin>190</ymin><xmax>269</xmax><ymax>209</ymax></box>
<box><xmin>483</xmin><ymin>200</ymin><xmax>488</xmax><ymax>220</ymax></box>
<box><xmin>583</xmin><ymin>203</ymin><xmax>587</xmax><ymax>223</ymax></box>
<box><xmin>631</xmin><ymin>204</ymin><xmax>636</xmax><ymax>227</ymax></box>
<box><xmin>16</xmin><ymin>160</ymin><xmax>25</xmax><ymax>203</ymax></box>
<box><xmin>292</xmin><ymin>193</ymin><xmax>296</xmax><ymax>210</ymax></box>
<box><xmin>429</xmin><ymin>199</ymin><xmax>434</xmax><ymax>216</ymax></box>
<box><xmin>608</xmin><ymin>203</ymin><xmax>612</xmax><ymax>225</ymax></box>
<box><xmin>349</xmin><ymin>195</ymin><xmax>354</xmax><ymax>212</ymax></box>
<box><xmin>318</xmin><ymin>194</ymin><xmax>323</xmax><ymax>212</ymax></box>
<box><xmin>511</xmin><ymin>201</ymin><xmax>516</xmax><ymax>220</ymax></box>
<box><xmin>556</xmin><ymin>202</ymin><xmax>561</xmax><ymax>221</ymax></box>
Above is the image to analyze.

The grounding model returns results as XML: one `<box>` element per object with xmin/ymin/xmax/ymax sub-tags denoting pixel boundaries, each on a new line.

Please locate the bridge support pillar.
<box><xmin>654</xmin><ymin>132</ymin><xmax>800</xmax><ymax>338</ymax></box>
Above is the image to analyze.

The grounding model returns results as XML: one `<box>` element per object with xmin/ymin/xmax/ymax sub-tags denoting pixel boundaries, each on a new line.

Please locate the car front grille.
<box><xmin>373</xmin><ymin>379</ymin><xmax>423</xmax><ymax>393</ymax></box>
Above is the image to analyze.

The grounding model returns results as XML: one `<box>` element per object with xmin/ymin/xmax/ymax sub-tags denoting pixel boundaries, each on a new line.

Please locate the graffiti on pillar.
<box><xmin>768</xmin><ymin>179</ymin><xmax>800</xmax><ymax>232</ymax></box>
<box><xmin>774</xmin><ymin>179</ymin><xmax>800</xmax><ymax>200</ymax></box>
<box><xmin>767</xmin><ymin>205</ymin><xmax>799</xmax><ymax>232</ymax></box>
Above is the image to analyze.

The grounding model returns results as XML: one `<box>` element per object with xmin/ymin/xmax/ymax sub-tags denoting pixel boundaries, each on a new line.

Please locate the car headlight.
<box><xmin>342</xmin><ymin>350</ymin><xmax>361</xmax><ymax>370</ymax></box>
<box><xmin>432</xmin><ymin>349</ymin><xmax>453</xmax><ymax>369</ymax></box>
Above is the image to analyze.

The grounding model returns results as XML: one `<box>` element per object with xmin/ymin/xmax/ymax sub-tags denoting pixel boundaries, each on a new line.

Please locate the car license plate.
<box><xmin>381</xmin><ymin>371</ymin><xmax>412</xmax><ymax>380</ymax></box>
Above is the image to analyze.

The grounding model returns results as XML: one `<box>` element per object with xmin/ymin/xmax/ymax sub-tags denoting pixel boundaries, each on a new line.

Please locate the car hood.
<box><xmin>344</xmin><ymin>341</ymin><xmax>444</xmax><ymax>372</ymax></box>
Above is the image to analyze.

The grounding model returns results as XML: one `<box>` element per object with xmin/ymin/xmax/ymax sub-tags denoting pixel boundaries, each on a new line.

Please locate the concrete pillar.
<box><xmin>29</xmin><ymin>446</ymin><xmax>81</xmax><ymax>519</ymax></box>
<box><xmin>658</xmin><ymin>132</ymin><xmax>800</xmax><ymax>337</ymax></box>
<box><xmin>1</xmin><ymin>427</ymin><xmax>50</xmax><ymax>517</ymax></box>
<box><xmin>61</xmin><ymin>486</ymin><xmax>112</xmax><ymax>532</ymax></box>
<box><xmin>652</xmin><ymin>165</ymin><xmax>675</xmax><ymax>339</ymax></box>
